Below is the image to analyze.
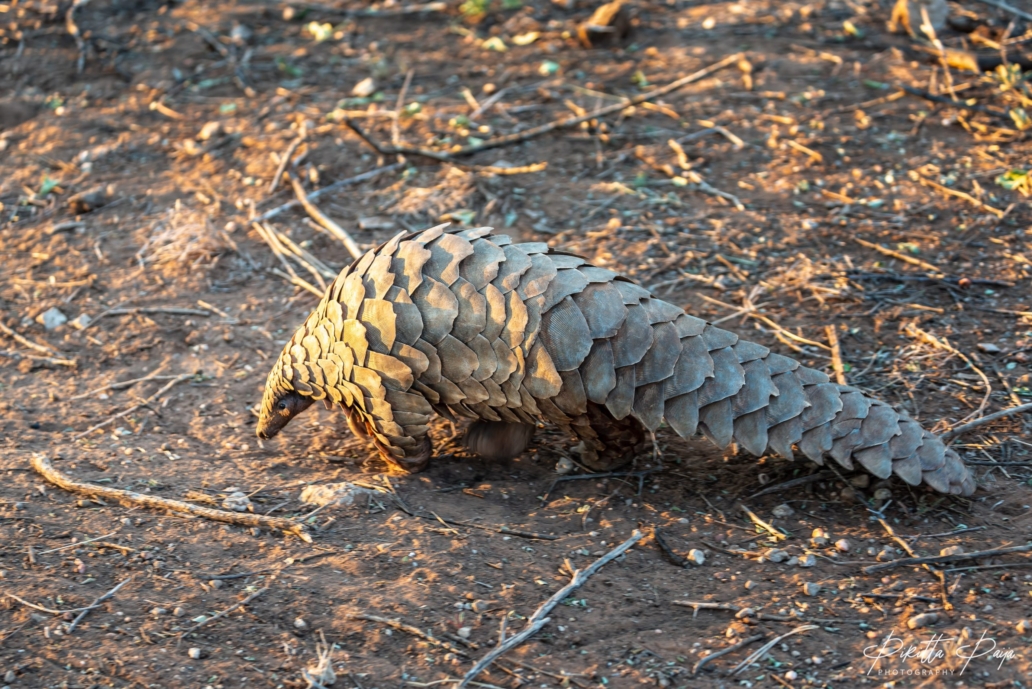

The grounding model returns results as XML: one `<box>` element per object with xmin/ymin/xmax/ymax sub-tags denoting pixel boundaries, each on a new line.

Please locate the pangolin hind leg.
<box><xmin>568</xmin><ymin>402</ymin><xmax>648</xmax><ymax>471</ymax></box>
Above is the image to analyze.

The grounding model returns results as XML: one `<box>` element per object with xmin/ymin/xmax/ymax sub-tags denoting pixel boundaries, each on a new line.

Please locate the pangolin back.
<box><xmin>259</xmin><ymin>224</ymin><xmax>975</xmax><ymax>495</ymax></box>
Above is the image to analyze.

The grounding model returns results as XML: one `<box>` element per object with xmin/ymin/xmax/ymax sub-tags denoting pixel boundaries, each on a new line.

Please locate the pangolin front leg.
<box><xmin>257</xmin><ymin>224</ymin><xmax>976</xmax><ymax>497</ymax></box>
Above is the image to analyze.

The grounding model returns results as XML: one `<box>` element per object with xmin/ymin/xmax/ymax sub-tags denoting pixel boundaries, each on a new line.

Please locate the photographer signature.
<box><xmin>863</xmin><ymin>630</ymin><xmax>1016</xmax><ymax>675</ymax></box>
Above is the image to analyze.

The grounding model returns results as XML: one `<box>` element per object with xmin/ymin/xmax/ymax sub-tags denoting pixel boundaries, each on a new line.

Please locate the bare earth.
<box><xmin>2</xmin><ymin>1</ymin><xmax>1031</xmax><ymax>688</ymax></box>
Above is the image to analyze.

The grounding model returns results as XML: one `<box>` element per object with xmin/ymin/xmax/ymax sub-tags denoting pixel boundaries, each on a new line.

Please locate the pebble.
<box><xmin>801</xmin><ymin>582</ymin><xmax>820</xmax><ymax>596</ymax></box>
<box><xmin>471</xmin><ymin>600</ymin><xmax>495</xmax><ymax>613</ymax></box>
<box><xmin>939</xmin><ymin>545</ymin><xmax>964</xmax><ymax>557</ymax></box>
<box><xmin>1016</xmin><ymin>620</ymin><xmax>1031</xmax><ymax>634</ymax></box>
<box><xmin>735</xmin><ymin>607</ymin><xmax>754</xmax><ymax>619</ymax></box>
<box><xmin>798</xmin><ymin>553</ymin><xmax>816</xmax><ymax>568</ymax></box>
<box><xmin>209</xmin><ymin>579</ymin><xmax>224</xmax><ymax>589</ymax></box>
<box><xmin>352</xmin><ymin>77</ymin><xmax>376</xmax><ymax>97</ymax></box>
<box><xmin>686</xmin><ymin>549</ymin><xmax>705</xmax><ymax>566</ymax></box>
<box><xmin>70</xmin><ymin>313</ymin><xmax>92</xmax><ymax>330</ymax></box>
<box><xmin>766</xmin><ymin>548</ymin><xmax>789</xmax><ymax>563</ymax></box>
<box><xmin>785</xmin><ymin>670</ymin><xmax>798</xmax><ymax>681</ymax></box>
<box><xmin>37</xmin><ymin>307</ymin><xmax>67</xmax><ymax>331</ymax></box>
<box><xmin>907</xmin><ymin>613</ymin><xmax>939</xmax><ymax>629</ymax></box>
<box><xmin>811</xmin><ymin>528</ymin><xmax>829</xmax><ymax>546</ymax></box>
<box><xmin>554</xmin><ymin>456</ymin><xmax>576</xmax><ymax>475</ymax></box>
<box><xmin>876</xmin><ymin>548</ymin><xmax>896</xmax><ymax>562</ymax></box>
<box><xmin>873</xmin><ymin>488</ymin><xmax>892</xmax><ymax>501</ymax></box>
<box><xmin>772</xmin><ymin>504</ymin><xmax>795</xmax><ymax>518</ymax></box>
<box><xmin>849</xmin><ymin>475</ymin><xmax>870</xmax><ymax>488</ymax></box>
<box><xmin>172</xmin><ymin>607</ymin><xmax>185</xmax><ymax>617</ymax></box>
<box><xmin>4</xmin><ymin>672</ymin><xmax>15</xmax><ymax>683</ymax></box>
<box><xmin>457</xmin><ymin>626</ymin><xmax>472</xmax><ymax>639</ymax></box>
<box><xmin>197</xmin><ymin>121</ymin><xmax>222</xmax><ymax>141</ymax></box>
<box><xmin>744</xmin><ymin>580</ymin><xmax>756</xmax><ymax>590</ymax></box>
<box><xmin>294</xmin><ymin>617</ymin><xmax>308</xmax><ymax>629</ymax></box>
<box><xmin>785</xmin><ymin>556</ymin><xmax>799</xmax><ymax>566</ymax></box>
<box><xmin>151</xmin><ymin>607</ymin><xmax>167</xmax><ymax>616</ymax></box>
<box><xmin>834</xmin><ymin>539</ymin><xmax>851</xmax><ymax>553</ymax></box>
<box><xmin>187</xmin><ymin>648</ymin><xmax>203</xmax><ymax>660</ymax></box>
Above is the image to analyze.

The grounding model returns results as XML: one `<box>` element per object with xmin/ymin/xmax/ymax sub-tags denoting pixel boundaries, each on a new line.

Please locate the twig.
<box><xmin>355</xmin><ymin>53</ymin><xmax>742</xmax><ymax>160</ymax></box>
<box><xmin>289</xmin><ymin>1</ymin><xmax>447</xmax><ymax>17</ymax></box>
<box><xmin>855</xmin><ymin>237</ymin><xmax>942</xmax><ymax>274</ymax></box>
<box><xmin>973</xmin><ymin>0</ymin><xmax>1032</xmax><ymax>22</ymax></box>
<box><xmin>65</xmin><ymin>0</ymin><xmax>90</xmax><ymax>73</ymax></box>
<box><xmin>66</xmin><ymin>365</ymin><xmax>174</xmax><ymax>401</ymax></box>
<box><xmin>37</xmin><ymin>531</ymin><xmax>117</xmax><ymax>554</ymax></box>
<box><xmin>392</xmin><ymin>69</ymin><xmax>414</xmax><ymax>147</ymax></box>
<box><xmin>740</xmin><ymin>505</ymin><xmax>787</xmax><ymax>540</ymax></box>
<box><xmin>900</xmin><ymin>85</ymin><xmax>1006</xmax><ymax>116</ymax></box>
<box><xmin>692</xmin><ymin>634</ymin><xmax>766</xmax><ymax>676</ymax></box>
<box><xmin>914</xmin><ymin>176</ymin><xmax>1005</xmax><ymax>218</ymax></box>
<box><xmin>0</xmin><ymin>349</ymin><xmax>78</xmax><ymax>368</ymax></box>
<box><xmin>825</xmin><ymin>325</ymin><xmax>847</xmax><ymax>385</ymax></box>
<box><xmin>940</xmin><ymin>403</ymin><xmax>1032</xmax><ymax>441</ymax></box>
<box><xmin>90</xmin><ymin>306</ymin><xmax>212</xmax><ymax>324</ymax></box>
<box><xmin>177</xmin><ymin>584</ymin><xmax>270</xmax><ymax>643</ymax></box>
<box><xmin>862</xmin><ymin>543</ymin><xmax>1032</xmax><ymax>574</ymax></box>
<box><xmin>253</xmin><ymin>164</ymin><xmax>403</xmax><ymax>224</ymax></box>
<box><xmin>0</xmin><ymin>320</ymin><xmax>59</xmax><ymax>355</ymax></box>
<box><xmin>730</xmin><ymin>626</ymin><xmax>818</xmax><ymax>675</ymax></box>
<box><xmin>30</xmin><ymin>454</ymin><xmax>311</xmax><ymax>541</ymax></box>
<box><xmin>271</xmin><ymin>267</ymin><xmax>324</xmax><ymax>298</ymax></box>
<box><xmin>746</xmin><ymin>471</ymin><xmax>833</xmax><ymax>500</ymax></box>
<box><xmin>876</xmin><ymin>518</ymin><xmax>951</xmax><ymax>610</ymax></box>
<box><xmin>458</xmin><ymin>530</ymin><xmax>645</xmax><ymax>689</ymax></box>
<box><xmin>288</xmin><ymin>173</ymin><xmax>363</xmax><ymax>260</ymax></box>
<box><xmin>5</xmin><ymin>594</ymin><xmax>98</xmax><ymax>616</ymax></box>
<box><xmin>65</xmin><ymin>576</ymin><xmax>134</xmax><ymax>633</ymax></box>
<box><xmin>72</xmin><ymin>374</ymin><xmax>192</xmax><ymax>439</ymax></box>
<box><xmin>268</xmin><ymin>135</ymin><xmax>304</xmax><ymax>195</ymax></box>
<box><xmin>349</xmin><ymin>614</ymin><xmax>467</xmax><ymax>656</ymax></box>
<box><xmin>653</xmin><ymin>528</ymin><xmax>690</xmax><ymax>567</ymax></box>
<box><xmin>904</xmin><ymin>324</ymin><xmax>992</xmax><ymax>429</ymax></box>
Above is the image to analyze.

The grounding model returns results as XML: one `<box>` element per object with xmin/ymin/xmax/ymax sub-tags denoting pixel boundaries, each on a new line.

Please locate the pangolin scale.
<box><xmin>257</xmin><ymin>224</ymin><xmax>975</xmax><ymax>496</ymax></box>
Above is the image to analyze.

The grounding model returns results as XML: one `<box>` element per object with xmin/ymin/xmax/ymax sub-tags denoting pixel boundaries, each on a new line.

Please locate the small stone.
<box><xmin>221</xmin><ymin>492</ymin><xmax>253</xmax><ymax>512</ymax></box>
<box><xmin>772</xmin><ymin>504</ymin><xmax>795</xmax><ymax>518</ymax></box>
<box><xmin>197</xmin><ymin>121</ymin><xmax>222</xmax><ymax>141</ymax></box>
<box><xmin>151</xmin><ymin>607</ymin><xmax>167</xmax><ymax>616</ymax></box>
<box><xmin>554</xmin><ymin>456</ymin><xmax>576</xmax><ymax>475</ymax></box>
<box><xmin>744</xmin><ymin>580</ymin><xmax>756</xmax><ymax>590</ymax></box>
<box><xmin>230</xmin><ymin>24</ymin><xmax>253</xmax><ymax>44</ymax></box>
<box><xmin>873</xmin><ymin>488</ymin><xmax>892</xmax><ymax>501</ymax></box>
<box><xmin>977</xmin><ymin>342</ymin><xmax>1001</xmax><ymax>354</ymax></box>
<box><xmin>735</xmin><ymin>607</ymin><xmax>755</xmax><ymax>619</ymax></box>
<box><xmin>471</xmin><ymin>600</ymin><xmax>496</xmax><ymax>613</ymax></box>
<box><xmin>352</xmin><ymin>77</ymin><xmax>376</xmax><ymax>97</ymax></box>
<box><xmin>798</xmin><ymin>553</ymin><xmax>816</xmax><ymax>568</ymax></box>
<box><xmin>907</xmin><ymin>612</ymin><xmax>939</xmax><ymax>629</ymax></box>
<box><xmin>357</xmin><ymin>216</ymin><xmax>395</xmax><ymax>231</ymax></box>
<box><xmin>849</xmin><ymin>474</ymin><xmax>870</xmax><ymax>488</ymax></box>
<box><xmin>172</xmin><ymin>607</ymin><xmax>185</xmax><ymax>617</ymax></box>
<box><xmin>834</xmin><ymin>539</ymin><xmax>851</xmax><ymax>553</ymax></box>
<box><xmin>36</xmin><ymin>307</ymin><xmax>68</xmax><ymax>331</ymax></box>
<box><xmin>766</xmin><ymin>548</ymin><xmax>789</xmax><ymax>563</ymax></box>
<box><xmin>686</xmin><ymin>549</ymin><xmax>705</xmax><ymax>566</ymax></box>
<box><xmin>785</xmin><ymin>556</ymin><xmax>799</xmax><ymax>566</ymax></box>
<box><xmin>939</xmin><ymin>545</ymin><xmax>964</xmax><ymax>557</ymax></box>
<box><xmin>70</xmin><ymin>313</ymin><xmax>92</xmax><ymax>330</ymax></box>
<box><xmin>457</xmin><ymin>626</ymin><xmax>472</xmax><ymax>639</ymax></box>
<box><xmin>294</xmin><ymin>617</ymin><xmax>307</xmax><ymax>629</ymax></box>
<box><xmin>876</xmin><ymin>548</ymin><xmax>896</xmax><ymax>562</ymax></box>
<box><xmin>209</xmin><ymin>579</ymin><xmax>224</xmax><ymax>589</ymax></box>
<box><xmin>785</xmin><ymin>670</ymin><xmax>798</xmax><ymax>681</ymax></box>
<box><xmin>811</xmin><ymin>528</ymin><xmax>829</xmax><ymax>546</ymax></box>
<box><xmin>4</xmin><ymin>671</ymin><xmax>15</xmax><ymax>683</ymax></box>
<box><xmin>801</xmin><ymin>582</ymin><xmax>820</xmax><ymax>596</ymax></box>
<box><xmin>1016</xmin><ymin>619</ymin><xmax>1031</xmax><ymax>634</ymax></box>
<box><xmin>187</xmin><ymin>647</ymin><xmax>203</xmax><ymax>659</ymax></box>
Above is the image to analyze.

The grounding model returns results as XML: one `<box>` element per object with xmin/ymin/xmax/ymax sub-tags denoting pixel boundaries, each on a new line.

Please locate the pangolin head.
<box><xmin>256</xmin><ymin>346</ymin><xmax>315</xmax><ymax>440</ymax></box>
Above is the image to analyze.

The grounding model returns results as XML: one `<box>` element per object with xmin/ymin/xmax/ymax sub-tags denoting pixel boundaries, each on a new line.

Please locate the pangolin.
<box><xmin>256</xmin><ymin>224</ymin><xmax>975</xmax><ymax>495</ymax></box>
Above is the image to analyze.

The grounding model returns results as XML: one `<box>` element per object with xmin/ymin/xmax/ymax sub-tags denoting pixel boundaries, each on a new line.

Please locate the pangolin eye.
<box><xmin>277</xmin><ymin>401</ymin><xmax>288</xmax><ymax>411</ymax></box>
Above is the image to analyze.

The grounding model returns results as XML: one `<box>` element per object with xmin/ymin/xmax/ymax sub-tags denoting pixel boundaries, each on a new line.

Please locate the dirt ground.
<box><xmin>3</xmin><ymin>0</ymin><xmax>1032</xmax><ymax>687</ymax></box>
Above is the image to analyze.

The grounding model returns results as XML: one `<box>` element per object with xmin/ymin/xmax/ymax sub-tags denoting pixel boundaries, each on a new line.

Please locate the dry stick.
<box><xmin>973</xmin><ymin>0</ymin><xmax>1032</xmax><ymax>22</ymax></box>
<box><xmin>349</xmin><ymin>614</ymin><xmax>467</xmax><ymax>656</ymax></box>
<box><xmin>854</xmin><ymin>237</ymin><xmax>942</xmax><ymax>274</ymax></box>
<box><xmin>825</xmin><ymin>325</ymin><xmax>847</xmax><ymax>385</ymax></box>
<box><xmin>30</xmin><ymin>455</ymin><xmax>311</xmax><ymax>541</ymax></box>
<box><xmin>274</xmin><ymin>229</ymin><xmax>337</xmax><ymax>279</ymax></box>
<box><xmin>692</xmin><ymin>634</ymin><xmax>766</xmax><ymax>676</ymax></box>
<box><xmin>66</xmin><ymin>365</ymin><xmax>173</xmax><ymax>402</ymax></box>
<box><xmin>177</xmin><ymin>584</ymin><xmax>270</xmax><ymax>644</ymax></box>
<box><xmin>5</xmin><ymin>594</ymin><xmax>98</xmax><ymax>616</ymax></box>
<box><xmin>0</xmin><ymin>349</ymin><xmax>78</xmax><ymax>368</ymax></box>
<box><xmin>941</xmin><ymin>402</ymin><xmax>1032</xmax><ymax>441</ymax></box>
<box><xmin>72</xmin><ymin>374</ymin><xmax>191</xmax><ymax>440</ymax></box>
<box><xmin>863</xmin><ymin>543</ymin><xmax>1032</xmax><ymax>574</ymax></box>
<box><xmin>66</xmin><ymin>0</ymin><xmax>90</xmax><ymax>73</ymax></box>
<box><xmin>876</xmin><ymin>518</ymin><xmax>951</xmax><ymax>611</ymax></box>
<box><xmin>95</xmin><ymin>306</ymin><xmax>212</xmax><ymax>319</ymax></box>
<box><xmin>458</xmin><ymin>530</ymin><xmax>645</xmax><ymax>689</ymax></box>
<box><xmin>915</xmin><ymin>176</ymin><xmax>1005</xmax><ymax>218</ymax></box>
<box><xmin>392</xmin><ymin>69</ymin><xmax>414</xmax><ymax>147</ymax></box>
<box><xmin>272</xmin><ymin>268</ymin><xmax>324</xmax><ymax>298</ymax></box>
<box><xmin>268</xmin><ymin>136</ymin><xmax>305</xmax><ymax>195</ymax></box>
<box><xmin>270</xmin><ymin>228</ymin><xmax>329</xmax><ymax>291</ymax></box>
<box><xmin>740</xmin><ymin>505</ymin><xmax>787</xmax><ymax>541</ymax></box>
<box><xmin>904</xmin><ymin>324</ymin><xmax>992</xmax><ymax>429</ymax></box>
<box><xmin>0</xmin><ymin>320</ymin><xmax>59</xmax><ymax>355</ymax></box>
<box><xmin>65</xmin><ymin>576</ymin><xmax>134</xmax><ymax>633</ymax></box>
<box><xmin>731</xmin><ymin>626</ymin><xmax>818</xmax><ymax>675</ymax></box>
<box><xmin>253</xmin><ymin>163</ymin><xmax>404</xmax><ymax>223</ymax></box>
<box><xmin>746</xmin><ymin>471</ymin><xmax>834</xmax><ymax>500</ymax></box>
<box><xmin>288</xmin><ymin>173</ymin><xmax>363</xmax><ymax>260</ymax></box>
<box><xmin>445</xmin><ymin>53</ymin><xmax>743</xmax><ymax>156</ymax></box>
